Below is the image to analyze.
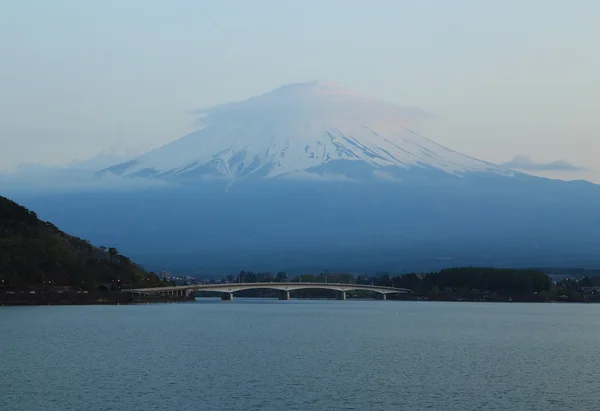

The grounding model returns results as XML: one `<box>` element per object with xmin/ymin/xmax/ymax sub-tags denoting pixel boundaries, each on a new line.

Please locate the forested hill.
<box><xmin>0</xmin><ymin>195</ymin><xmax>165</xmax><ymax>290</ymax></box>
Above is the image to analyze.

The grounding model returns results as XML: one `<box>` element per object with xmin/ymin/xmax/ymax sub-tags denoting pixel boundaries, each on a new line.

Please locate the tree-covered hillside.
<box><xmin>0</xmin><ymin>195</ymin><xmax>165</xmax><ymax>290</ymax></box>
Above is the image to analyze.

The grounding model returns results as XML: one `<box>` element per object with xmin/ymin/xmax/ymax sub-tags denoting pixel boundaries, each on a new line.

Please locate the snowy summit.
<box><xmin>105</xmin><ymin>81</ymin><xmax>507</xmax><ymax>181</ymax></box>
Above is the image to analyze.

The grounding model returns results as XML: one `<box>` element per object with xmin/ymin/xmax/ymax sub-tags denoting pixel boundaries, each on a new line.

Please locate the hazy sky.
<box><xmin>1</xmin><ymin>0</ymin><xmax>599</xmax><ymax>175</ymax></box>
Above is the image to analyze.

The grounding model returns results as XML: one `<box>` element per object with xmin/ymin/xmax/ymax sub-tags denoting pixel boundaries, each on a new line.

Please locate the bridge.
<box><xmin>128</xmin><ymin>282</ymin><xmax>411</xmax><ymax>301</ymax></box>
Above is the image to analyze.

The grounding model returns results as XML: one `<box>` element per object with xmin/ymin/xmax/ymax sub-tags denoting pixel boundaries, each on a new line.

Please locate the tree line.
<box><xmin>218</xmin><ymin>267</ymin><xmax>600</xmax><ymax>301</ymax></box>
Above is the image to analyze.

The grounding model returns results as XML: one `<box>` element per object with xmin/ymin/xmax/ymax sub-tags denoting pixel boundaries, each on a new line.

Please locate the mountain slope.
<box><xmin>14</xmin><ymin>173</ymin><xmax>600</xmax><ymax>275</ymax></box>
<box><xmin>0</xmin><ymin>195</ymin><xmax>165</xmax><ymax>289</ymax></box>
<box><xmin>104</xmin><ymin>82</ymin><xmax>510</xmax><ymax>181</ymax></box>
<box><xmin>11</xmin><ymin>82</ymin><xmax>600</xmax><ymax>274</ymax></box>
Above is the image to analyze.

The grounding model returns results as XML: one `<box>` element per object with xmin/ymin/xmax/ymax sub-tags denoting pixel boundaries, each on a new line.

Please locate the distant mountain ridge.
<box><xmin>502</xmin><ymin>156</ymin><xmax>587</xmax><ymax>172</ymax></box>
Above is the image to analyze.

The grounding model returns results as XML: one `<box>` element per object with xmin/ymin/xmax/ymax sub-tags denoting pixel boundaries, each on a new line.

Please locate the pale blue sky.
<box><xmin>1</xmin><ymin>0</ymin><xmax>599</xmax><ymax>175</ymax></box>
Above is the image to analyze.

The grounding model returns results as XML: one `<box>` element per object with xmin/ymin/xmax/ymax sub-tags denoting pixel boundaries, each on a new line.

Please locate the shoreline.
<box><xmin>1</xmin><ymin>294</ymin><xmax>597</xmax><ymax>306</ymax></box>
<box><xmin>0</xmin><ymin>292</ymin><xmax>194</xmax><ymax>307</ymax></box>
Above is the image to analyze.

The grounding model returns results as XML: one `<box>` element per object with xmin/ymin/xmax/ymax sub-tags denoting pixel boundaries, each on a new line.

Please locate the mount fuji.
<box><xmin>12</xmin><ymin>82</ymin><xmax>600</xmax><ymax>274</ymax></box>
<box><xmin>104</xmin><ymin>81</ymin><xmax>510</xmax><ymax>182</ymax></box>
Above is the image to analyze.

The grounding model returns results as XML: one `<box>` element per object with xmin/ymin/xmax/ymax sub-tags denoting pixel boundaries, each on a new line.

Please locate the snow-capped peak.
<box><xmin>104</xmin><ymin>81</ymin><xmax>507</xmax><ymax>180</ymax></box>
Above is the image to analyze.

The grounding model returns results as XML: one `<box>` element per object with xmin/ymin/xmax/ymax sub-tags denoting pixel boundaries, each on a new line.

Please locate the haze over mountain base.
<box><xmin>12</xmin><ymin>172</ymin><xmax>600</xmax><ymax>275</ymax></box>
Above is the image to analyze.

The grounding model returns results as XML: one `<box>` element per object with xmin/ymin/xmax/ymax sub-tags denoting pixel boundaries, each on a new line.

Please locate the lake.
<box><xmin>2</xmin><ymin>299</ymin><xmax>600</xmax><ymax>410</ymax></box>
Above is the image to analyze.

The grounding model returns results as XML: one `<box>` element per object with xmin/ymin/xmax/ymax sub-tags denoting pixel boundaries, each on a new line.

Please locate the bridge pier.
<box><xmin>221</xmin><ymin>293</ymin><xmax>234</xmax><ymax>301</ymax></box>
<box><xmin>336</xmin><ymin>291</ymin><xmax>346</xmax><ymax>301</ymax></box>
<box><xmin>279</xmin><ymin>291</ymin><xmax>290</xmax><ymax>301</ymax></box>
<box><xmin>379</xmin><ymin>293</ymin><xmax>387</xmax><ymax>301</ymax></box>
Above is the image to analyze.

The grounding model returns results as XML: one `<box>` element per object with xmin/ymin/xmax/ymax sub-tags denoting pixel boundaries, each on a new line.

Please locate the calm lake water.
<box><xmin>2</xmin><ymin>299</ymin><xmax>600</xmax><ymax>411</ymax></box>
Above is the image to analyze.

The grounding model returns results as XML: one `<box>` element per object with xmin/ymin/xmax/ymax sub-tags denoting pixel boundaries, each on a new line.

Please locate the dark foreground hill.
<box><xmin>0</xmin><ymin>194</ymin><xmax>166</xmax><ymax>291</ymax></box>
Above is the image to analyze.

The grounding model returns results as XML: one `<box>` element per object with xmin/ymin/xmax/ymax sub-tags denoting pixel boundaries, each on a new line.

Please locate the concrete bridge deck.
<box><xmin>128</xmin><ymin>282</ymin><xmax>410</xmax><ymax>301</ymax></box>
